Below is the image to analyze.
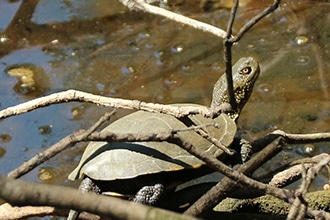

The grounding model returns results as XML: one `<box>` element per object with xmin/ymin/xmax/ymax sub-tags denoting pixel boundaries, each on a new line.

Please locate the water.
<box><xmin>0</xmin><ymin>0</ymin><xmax>329</xmax><ymax>218</ymax></box>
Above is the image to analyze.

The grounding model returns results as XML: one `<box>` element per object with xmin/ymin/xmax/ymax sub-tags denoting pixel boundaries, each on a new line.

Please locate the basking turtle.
<box><xmin>67</xmin><ymin>57</ymin><xmax>260</xmax><ymax>219</ymax></box>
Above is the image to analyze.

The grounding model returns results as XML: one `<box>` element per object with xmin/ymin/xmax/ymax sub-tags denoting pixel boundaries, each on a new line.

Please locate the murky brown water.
<box><xmin>0</xmin><ymin>0</ymin><xmax>330</xmax><ymax>218</ymax></box>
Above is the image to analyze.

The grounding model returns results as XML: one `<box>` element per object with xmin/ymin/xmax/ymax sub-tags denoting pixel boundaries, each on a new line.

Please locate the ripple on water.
<box><xmin>121</xmin><ymin>65</ymin><xmax>135</xmax><ymax>76</ymax></box>
<box><xmin>296</xmin><ymin>144</ymin><xmax>317</xmax><ymax>157</ymax></box>
<box><xmin>294</xmin><ymin>36</ymin><xmax>309</xmax><ymax>46</ymax></box>
<box><xmin>171</xmin><ymin>44</ymin><xmax>184</xmax><ymax>54</ymax></box>
<box><xmin>162</xmin><ymin>75</ymin><xmax>181</xmax><ymax>90</ymax></box>
<box><xmin>296</xmin><ymin>55</ymin><xmax>310</xmax><ymax>65</ymax></box>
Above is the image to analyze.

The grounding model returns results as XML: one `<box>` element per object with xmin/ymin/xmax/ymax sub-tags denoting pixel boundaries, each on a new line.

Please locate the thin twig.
<box><xmin>175</xmin><ymin>123</ymin><xmax>235</xmax><ymax>155</ymax></box>
<box><xmin>272</xmin><ymin>130</ymin><xmax>330</xmax><ymax>143</ymax></box>
<box><xmin>7</xmin><ymin>111</ymin><xmax>116</xmax><ymax>179</ymax></box>
<box><xmin>223</xmin><ymin>0</ymin><xmax>280</xmax><ymax>110</ymax></box>
<box><xmin>225</xmin><ymin>0</ymin><xmax>239</xmax><ymax>38</ymax></box>
<box><xmin>287</xmin><ymin>165</ymin><xmax>308</xmax><ymax>220</ymax></box>
<box><xmin>288</xmin><ymin>156</ymin><xmax>330</xmax><ymax>219</ymax></box>
<box><xmin>119</xmin><ymin>0</ymin><xmax>227</xmax><ymax>38</ymax></box>
<box><xmin>229</xmin><ymin>0</ymin><xmax>281</xmax><ymax>43</ymax></box>
<box><xmin>222</xmin><ymin>0</ymin><xmax>280</xmax><ymax>110</ymax></box>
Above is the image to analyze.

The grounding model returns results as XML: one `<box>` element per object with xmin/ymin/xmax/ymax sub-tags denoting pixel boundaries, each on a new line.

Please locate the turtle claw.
<box><xmin>132</xmin><ymin>183</ymin><xmax>164</xmax><ymax>205</ymax></box>
<box><xmin>240</xmin><ymin>138</ymin><xmax>253</xmax><ymax>163</ymax></box>
<box><xmin>67</xmin><ymin>177</ymin><xmax>101</xmax><ymax>220</ymax></box>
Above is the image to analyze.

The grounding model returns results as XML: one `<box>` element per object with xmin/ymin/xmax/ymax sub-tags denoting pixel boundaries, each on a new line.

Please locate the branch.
<box><xmin>0</xmin><ymin>203</ymin><xmax>67</xmax><ymax>220</ymax></box>
<box><xmin>0</xmin><ymin>175</ymin><xmax>200</xmax><ymax>220</ymax></box>
<box><xmin>269</xmin><ymin>153</ymin><xmax>330</xmax><ymax>188</ymax></box>
<box><xmin>229</xmin><ymin>0</ymin><xmax>281</xmax><ymax>43</ymax></box>
<box><xmin>7</xmin><ymin>111</ymin><xmax>116</xmax><ymax>179</ymax></box>
<box><xmin>167</xmin><ymin>135</ymin><xmax>296</xmax><ymax>207</ymax></box>
<box><xmin>0</xmin><ymin>89</ymin><xmax>226</xmax><ymax>120</ymax></box>
<box><xmin>119</xmin><ymin>0</ymin><xmax>227</xmax><ymax>38</ymax></box>
<box><xmin>222</xmin><ymin>0</ymin><xmax>239</xmax><ymax>109</ymax></box>
<box><xmin>8</xmin><ymin>115</ymin><xmax>231</xmax><ymax>179</ymax></box>
<box><xmin>287</xmin><ymin>156</ymin><xmax>330</xmax><ymax>219</ymax></box>
<box><xmin>185</xmin><ymin>134</ymin><xmax>285</xmax><ymax>216</ymax></box>
<box><xmin>272</xmin><ymin>130</ymin><xmax>330</xmax><ymax>143</ymax></box>
<box><xmin>223</xmin><ymin>0</ymin><xmax>280</xmax><ymax>109</ymax></box>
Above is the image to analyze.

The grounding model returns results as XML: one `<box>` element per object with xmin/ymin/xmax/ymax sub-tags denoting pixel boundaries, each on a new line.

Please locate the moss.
<box><xmin>214</xmin><ymin>190</ymin><xmax>330</xmax><ymax>216</ymax></box>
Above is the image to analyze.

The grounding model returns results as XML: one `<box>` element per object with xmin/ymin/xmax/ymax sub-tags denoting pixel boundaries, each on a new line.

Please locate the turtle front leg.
<box><xmin>132</xmin><ymin>183</ymin><xmax>164</xmax><ymax>205</ymax></box>
<box><xmin>240</xmin><ymin>137</ymin><xmax>253</xmax><ymax>163</ymax></box>
<box><xmin>67</xmin><ymin>177</ymin><xmax>101</xmax><ymax>220</ymax></box>
<box><xmin>233</xmin><ymin>130</ymin><xmax>254</xmax><ymax>163</ymax></box>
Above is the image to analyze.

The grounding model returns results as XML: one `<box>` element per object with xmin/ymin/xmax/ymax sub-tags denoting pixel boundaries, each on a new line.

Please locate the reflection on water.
<box><xmin>5</xmin><ymin>64</ymin><xmax>50</xmax><ymax>97</ymax></box>
<box><xmin>0</xmin><ymin>0</ymin><xmax>329</xmax><ymax>207</ymax></box>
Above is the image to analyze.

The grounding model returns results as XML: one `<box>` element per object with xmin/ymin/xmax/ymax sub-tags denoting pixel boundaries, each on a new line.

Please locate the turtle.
<box><xmin>67</xmin><ymin>57</ymin><xmax>260</xmax><ymax>219</ymax></box>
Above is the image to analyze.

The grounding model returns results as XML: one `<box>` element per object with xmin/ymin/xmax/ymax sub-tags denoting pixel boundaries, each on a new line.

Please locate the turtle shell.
<box><xmin>68</xmin><ymin>104</ymin><xmax>236</xmax><ymax>182</ymax></box>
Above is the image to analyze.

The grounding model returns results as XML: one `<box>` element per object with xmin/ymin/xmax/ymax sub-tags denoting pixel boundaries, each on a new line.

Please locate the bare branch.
<box><xmin>287</xmin><ymin>155</ymin><xmax>330</xmax><ymax>220</ymax></box>
<box><xmin>269</xmin><ymin>154</ymin><xmax>330</xmax><ymax>188</ymax></box>
<box><xmin>222</xmin><ymin>0</ymin><xmax>239</xmax><ymax>110</ymax></box>
<box><xmin>230</xmin><ymin>0</ymin><xmax>281</xmax><ymax>43</ymax></box>
<box><xmin>223</xmin><ymin>0</ymin><xmax>280</xmax><ymax>109</ymax></box>
<box><xmin>0</xmin><ymin>175</ymin><xmax>200</xmax><ymax>220</ymax></box>
<box><xmin>169</xmin><ymin>135</ymin><xmax>296</xmax><ymax>207</ymax></box>
<box><xmin>287</xmin><ymin>165</ymin><xmax>308</xmax><ymax>220</ymax></box>
<box><xmin>7</xmin><ymin>111</ymin><xmax>115</xmax><ymax>179</ymax></box>
<box><xmin>0</xmin><ymin>203</ymin><xmax>67</xmax><ymax>220</ymax></box>
<box><xmin>225</xmin><ymin>0</ymin><xmax>239</xmax><ymax>39</ymax></box>
<box><xmin>8</xmin><ymin>115</ymin><xmax>232</xmax><ymax>179</ymax></box>
<box><xmin>185</xmin><ymin>135</ymin><xmax>286</xmax><ymax>216</ymax></box>
<box><xmin>272</xmin><ymin>130</ymin><xmax>330</xmax><ymax>143</ymax></box>
<box><xmin>0</xmin><ymin>89</ymin><xmax>225</xmax><ymax>120</ymax></box>
<box><xmin>119</xmin><ymin>0</ymin><xmax>227</xmax><ymax>38</ymax></box>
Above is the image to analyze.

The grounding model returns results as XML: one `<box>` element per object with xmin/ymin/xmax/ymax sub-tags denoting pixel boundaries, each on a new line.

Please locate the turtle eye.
<box><xmin>240</xmin><ymin>66</ymin><xmax>252</xmax><ymax>75</ymax></box>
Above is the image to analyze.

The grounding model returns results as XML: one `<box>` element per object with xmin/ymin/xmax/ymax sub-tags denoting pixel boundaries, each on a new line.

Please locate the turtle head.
<box><xmin>211</xmin><ymin>57</ymin><xmax>260</xmax><ymax>120</ymax></box>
